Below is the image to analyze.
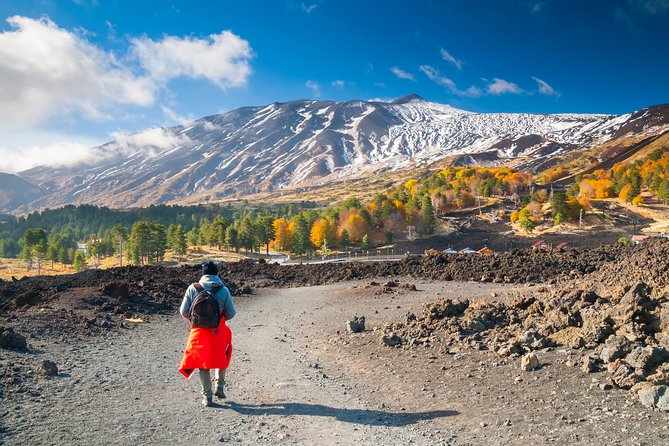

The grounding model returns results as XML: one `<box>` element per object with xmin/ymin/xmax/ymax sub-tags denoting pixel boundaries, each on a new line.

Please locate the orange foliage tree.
<box><xmin>272</xmin><ymin>218</ymin><xmax>291</xmax><ymax>252</ymax></box>
<box><xmin>309</xmin><ymin>218</ymin><xmax>336</xmax><ymax>249</ymax></box>
<box><xmin>338</xmin><ymin>210</ymin><xmax>369</xmax><ymax>242</ymax></box>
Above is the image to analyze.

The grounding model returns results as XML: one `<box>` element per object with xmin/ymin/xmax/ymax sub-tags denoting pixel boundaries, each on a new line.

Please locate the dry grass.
<box><xmin>0</xmin><ymin>258</ymin><xmax>77</xmax><ymax>280</ymax></box>
<box><xmin>0</xmin><ymin>246</ymin><xmax>255</xmax><ymax>280</ymax></box>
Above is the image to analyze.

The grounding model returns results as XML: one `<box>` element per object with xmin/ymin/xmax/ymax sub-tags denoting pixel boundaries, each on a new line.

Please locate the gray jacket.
<box><xmin>179</xmin><ymin>275</ymin><xmax>236</xmax><ymax>321</ymax></box>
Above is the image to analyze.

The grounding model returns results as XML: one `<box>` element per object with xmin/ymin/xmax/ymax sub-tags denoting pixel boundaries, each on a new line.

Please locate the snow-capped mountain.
<box><xmin>9</xmin><ymin>95</ymin><xmax>669</xmax><ymax>211</ymax></box>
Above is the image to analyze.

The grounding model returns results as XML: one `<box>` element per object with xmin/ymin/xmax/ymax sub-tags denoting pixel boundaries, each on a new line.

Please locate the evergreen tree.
<box><xmin>340</xmin><ymin>229</ymin><xmax>349</xmax><ymax>248</ymax></box>
<box><xmin>173</xmin><ymin>225</ymin><xmax>188</xmax><ymax>257</ymax></box>
<box><xmin>290</xmin><ymin>214</ymin><xmax>311</xmax><ymax>254</ymax></box>
<box><xmin>360</xmin><ymin>234</ymin><xmax>370</xmax><ymax>250</ymax></box>
<box><xmin>73</xmin><ymin>251</ymin><xmax>87</xmax><ymax>272</ymax></box>
<box><xmin>238</xmin><ymin>216</ymin><xmax>256</xmax><ymax>252</ymax></box>
<box><xmin>111</xmin><ymin>224</ymin><xmax>128</xmax><ymax>267</ymax></box>
<box><xmin>658</xmin><ymin>179</ymin><xmax>669</xmax><ymax>204</ymax></box>
<box><xmin>255</xmin><ymin>215</ymin><xmax>275</xmax><ymax>255</ymax></box>
<box><xmin>225</xmin><ymin>226</ymin><xmax>239</xmax><ymax>252</ymax></box>
<box><xmin>421</xmin><ymin>195</ymin><xmax>435</xmax><ymax>234</ymax></box>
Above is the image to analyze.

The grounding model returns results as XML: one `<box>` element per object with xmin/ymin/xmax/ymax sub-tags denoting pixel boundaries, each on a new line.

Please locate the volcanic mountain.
<box><xmin>6</xmin><ymin>96</ymin><xmax>669</xmax><ymax>212</ymax></box>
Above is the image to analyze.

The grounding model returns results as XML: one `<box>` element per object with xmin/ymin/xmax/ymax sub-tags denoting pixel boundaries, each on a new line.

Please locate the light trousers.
<box><xmin>198</xmin><ymin>368</ymin><xmax>226</xmax><ymax>396</ymax></box>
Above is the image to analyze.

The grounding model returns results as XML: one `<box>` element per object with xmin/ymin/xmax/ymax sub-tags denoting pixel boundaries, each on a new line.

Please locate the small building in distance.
<box><xmin>442</xmin><ymin>248</ymin><xmax>458</xmax><ymax>254</ymax></box>
<box><xmin>477</xmin><ymin>246</ymin><xmax>494</xmax><ymax>255</ymax></box>
<box><xmin>555</xmin><ymin>242</ymin><xmax>569</xmax><ymax>251</ymax></box>
<box><xmin>631</xmin><ymin>234</ymin><xmax>650</xmax><ymax>244</ymax></box>
<box><xmin>459</xmin><ymin>247</ymin><xmax>476</xmax><ymax>254</ymax></box>
<box><xmin>531</xmin><ymin>240</ymin><xmax>551</xmax><ymax>251</ymax></box>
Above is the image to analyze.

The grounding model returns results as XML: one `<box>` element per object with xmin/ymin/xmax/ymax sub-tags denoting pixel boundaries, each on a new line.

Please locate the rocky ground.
<box><xmin>383</xmin><ymin>238</ymin><xmax>669</xmax><ymax>413</ymax></box>
<box><xmin>1</xmin><ymin>240</ymin><xmax>668</xmax><ymax>444</ymax></box>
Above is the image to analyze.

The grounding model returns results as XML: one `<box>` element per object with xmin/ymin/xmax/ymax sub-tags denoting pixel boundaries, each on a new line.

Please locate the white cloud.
<box><xmin>531</xmin><ymin>76</ymin><xmax>560</xmax><ymax>96</ymax></box>
<box><xmin>301</xmin><ymin>2</ymin><xmax>318</xmax><ymax>13</ymax></box>
<box><xmin>0</xmin><ymin>16</ymin><xmax>254</xmax><ymax>128</ymax></box>
<box><xmin>305</xmin><ymin>80</ymin><xmax>320</xmax><ymax>97</ymax></box>
<box><xmin>0</xmin><ymin>16</ymin><xmax>154</xmax><ymax>126</ymax></box>
<box><xmin>390</xmin><ymin>66</ymin><xmax>415</xmax><ymax>81</ymax></box>
<box><xmin>331</xmin><ymin>80</ymin><xmax>346</xmax><ymax>88</ymax></box>
<box><xmin>0</xmin><ymin>127</ymin><xmax>102</xmax><ymax>173</ymax></box>
<box><xmin>486</xmin><ymin>78</ymin><xmax>524</xmax><ymax>95</ymax></box>
<box><xmin>440</xmin><ymin>48</ymin><xmax>463</xmax><ymax>70</ymax></box>
<box><xmin>107</xmin><ymin>127</ymin><xmax>191</xmax><ymax>158</ymax></box>
<box><xmin>419</xmin><ymin>65</ymin><xmax>481</xmax><ymax>97</ymax></box>
<box><xmin>131</xmin><ymin>30</ymin><xmax>253</xmax><ymax>89</ymax></box>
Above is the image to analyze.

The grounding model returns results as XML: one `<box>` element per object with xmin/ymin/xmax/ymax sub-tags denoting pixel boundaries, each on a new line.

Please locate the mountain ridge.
<box><xmin>5</xmin><ymin>96</ymin><xmax>669</xmax><ymax>213</ymax></box>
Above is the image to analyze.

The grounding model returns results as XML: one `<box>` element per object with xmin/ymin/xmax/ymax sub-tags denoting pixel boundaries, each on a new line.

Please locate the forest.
<box><xmin>2</xmin><ymin>145</ymin><xmax>667</xmax><ymax>268</ymax></box>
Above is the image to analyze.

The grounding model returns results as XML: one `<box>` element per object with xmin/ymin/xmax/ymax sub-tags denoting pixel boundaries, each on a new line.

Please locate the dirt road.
<box><xmin>2</xmin><ymin>280</ymin><xmax>668</xmax><ymax>445</ymax></box>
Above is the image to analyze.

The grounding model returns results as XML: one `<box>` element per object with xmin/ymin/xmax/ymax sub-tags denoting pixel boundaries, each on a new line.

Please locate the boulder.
<box><xmin>638</xmin><ymin>385</ymin><xmax>669</xmax><ymax>412</ymax></box>
<box><xmin>625</xmin><ymin>346</ymin><xmax>669</xmax><ymax>372</ymax></box>
<box><xmin>581</xmin><ymin>355</ymin><xmax>599</xmax><ymax>373</ymax></box>
<box><xmin>521</xmin><ymin>352</ymin><xmax>540</xmax><ymax>371</ymax></box>
<box><xmin>100</xmin><ymin>281</ymin><xmax>130</xmax><ymax>299</ymax></box>
<box><xmin>346</xmin><ymin>316</ymin><xmax>366</xmax><ymax>333</ymax></box>
<box><xmin>40</xmin><ymin>360</ymin><xmax>58</xmax><ymax>376</ymax></box>
<box><xmin>382</xmin><ymin>332</ymin><xmax>402</xmax><ymax>347</ymax></box>
<box><xmin>648</xmin><ymin>363</ymin><xmax>669</xmax><ymax>385</ymax></box>
<box><xmin>600</xmin><ymin>335</ymin><xmax>633</xmax><ymax>363</ymax></box>
<box><xmin>611</xmin><ymin>362</ymin><xmax>643</xmax><ymax>389</ymax></box>
<box><xmin>0</xmin><ymin>327</ymin><xmax>27</xmax><ymax>350</ymax></box>
<box><xmin>15</xmin><ymin>291</ymin><xmax>40</xmax><ymax>307</ymax></box>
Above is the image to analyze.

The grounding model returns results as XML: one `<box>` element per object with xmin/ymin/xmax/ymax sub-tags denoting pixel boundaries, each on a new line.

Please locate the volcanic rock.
<box><xmin>0</xmin><ymin>327</ymin><xmax>27</xmax><ymax>350</ymax></box>
<box><xmin>600</xmin><ymin>335</ymin><xmax>633</xmax><ymax>363</ymax></box>
<box><xmin>347</xmin><ymin>316</ymin><xmax>366</xmax><ymax>333</ymax></box>
<box><xmin>521</xmin><ymin>353</ymin><xmax>540</xmax><ymax>371</ymax></box>
<box><xmin>638</xmin><ymin>385</ymin><xmax>669</xmax><ymax>411</ymax></box>
<box><xmin>40</xmin><ymin>360</ymin><xmax>58</xmax><ymax>376</ymax></box>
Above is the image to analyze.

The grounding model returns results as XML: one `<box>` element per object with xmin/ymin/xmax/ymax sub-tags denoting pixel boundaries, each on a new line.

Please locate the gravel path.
<box><xmin>3</xmin><ymin>280</ymin><xmax>668</xmax><ymax>445</ymax></box>
<box><xmin>2</xmin><ymin>283</ymin><xmax>460</xmax><ymax>445</ymax></box>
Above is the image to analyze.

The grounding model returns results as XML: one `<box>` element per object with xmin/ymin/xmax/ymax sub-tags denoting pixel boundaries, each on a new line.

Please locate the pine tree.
<box><xmin>421</xmin><ymin>195</ymin><xmax>435</xmax><ymax>234</ymax></box>
<box><xmin>111</xmin><ymin>224</ymin><xmax>128</xmax><ymax>267</ymax></box>
<box><xmin>73</xmin><ymin>251</ymin><xmax>87</xmax><ymax>272</ymax></box>
<box><xmin>360</xmin><ymin>234</ymin><xmax>370</xmax><ymax>250</ymax></box>
<box><xmin>225</xmin><ymin>226</ymin><xmax>239</xmax><ymax>252</ymax></box>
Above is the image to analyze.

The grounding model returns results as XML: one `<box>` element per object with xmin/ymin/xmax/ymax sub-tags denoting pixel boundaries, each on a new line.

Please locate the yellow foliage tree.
<box><xmin>338</xmin><ymin>210</ymin><xmax>369</xmax><ymax>242</ymax></box>
<box><xmin>578</xmin><ymin>196</ymin><xmax>591</xmax><ymax>210</ymax></box>
<box><xmin>632</xmin><ymin>195</ymin><xmax>645</xmax><ymax>206</ymax></box>
<box><xmin>619</xmin><ymin>183</ymin><xmax>632</xmax><ymax>202</ymax></box>
<box><xmin>272</xmin><ymin>218</ymin><xmax>292</xmax><ymax>252</ymax></box>
<box><xmin>309</xmin><ymin>218</ymin><xmax>336</xmax><ymax>249</ymax></box>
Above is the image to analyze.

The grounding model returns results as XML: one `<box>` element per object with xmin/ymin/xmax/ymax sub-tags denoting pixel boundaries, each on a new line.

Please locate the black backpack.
<box><xmin>189</xmin><ymin>283</ymin><xmax>222</xmax><ymax>328</ymax></box>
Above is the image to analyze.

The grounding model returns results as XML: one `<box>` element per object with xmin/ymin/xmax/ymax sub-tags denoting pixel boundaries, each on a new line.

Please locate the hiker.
<box><xmin>178</xmin><ymin>261</ymin><xmax>236</xmax><ymax>406</ymax></box>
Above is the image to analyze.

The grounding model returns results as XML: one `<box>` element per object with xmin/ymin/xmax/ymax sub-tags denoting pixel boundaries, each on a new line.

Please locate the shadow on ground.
<box><xmin>224</xmin><ymin>402</ymin><xmax>458</xmax><ymax>427</ymax></box>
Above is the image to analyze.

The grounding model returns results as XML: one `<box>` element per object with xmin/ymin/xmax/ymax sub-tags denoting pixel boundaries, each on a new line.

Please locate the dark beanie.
<box><xmin>202</xmin><ymin>261</ymin><xmax>218</xmax><ymax>276</ymax></box>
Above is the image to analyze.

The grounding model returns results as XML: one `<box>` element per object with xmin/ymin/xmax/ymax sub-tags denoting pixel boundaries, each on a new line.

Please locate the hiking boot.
<box><xmin>214</xmin><ymin>385</ymin><xmax>226</xmax><ymax>399</ymax></box>
<box><xmin>202</xmin><ymin>395</ymin><xmax>213</xmax><ymax>407</ymax></box>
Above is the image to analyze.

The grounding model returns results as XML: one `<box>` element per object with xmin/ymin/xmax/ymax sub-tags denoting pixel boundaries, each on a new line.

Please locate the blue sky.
<box><xmin>0</xmin><ymin>0</ymin><xmax>668</xmax><ymax>171</ymax></box>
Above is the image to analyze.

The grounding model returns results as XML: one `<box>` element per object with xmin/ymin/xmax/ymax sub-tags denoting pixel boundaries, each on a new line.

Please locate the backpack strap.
<box><xmin>193</xmin><ymin>283</ymin><xmax>204</xmax><ymax>292</ymax></box>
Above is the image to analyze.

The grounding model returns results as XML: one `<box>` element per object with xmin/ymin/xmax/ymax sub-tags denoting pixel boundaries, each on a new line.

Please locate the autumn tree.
<box><xmin>272</xmin><ymin>218</ymin><xmax>292</xmax><ymax>252</ymax></box>
<box><xmin>309</xmin><ymin>218</ymin><xmax>336</xmax><ymax>249</ymax></box>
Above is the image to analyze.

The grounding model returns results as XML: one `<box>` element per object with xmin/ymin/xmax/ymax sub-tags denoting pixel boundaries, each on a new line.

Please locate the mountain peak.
<box><xmin>391</xmin><ymin>94</ymin><xmax>425</xmax><ymax>104</ymax></box>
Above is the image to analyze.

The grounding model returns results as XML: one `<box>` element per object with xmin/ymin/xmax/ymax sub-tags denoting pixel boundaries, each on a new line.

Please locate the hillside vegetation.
<box><xmin>1</xmin><ymin>145</ymin><xmax>667</xmax><ymax>274</ymax></box>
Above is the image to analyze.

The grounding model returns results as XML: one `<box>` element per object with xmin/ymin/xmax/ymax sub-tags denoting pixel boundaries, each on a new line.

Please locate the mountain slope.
<box><xmin>0</xmin><ymin>173</ymin><xmax>44</xmax><ymax>213</ymax></box>
<box><xmin>12</xmin><ymin>96</ymin><xmax>669</xmax><ymax>211</ymax></box>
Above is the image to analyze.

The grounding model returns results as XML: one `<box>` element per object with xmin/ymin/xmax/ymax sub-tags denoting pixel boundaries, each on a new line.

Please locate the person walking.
<box><xmin>178</xmin><ymin>261</ymin><xmax>236</xmax><ymax>406</ymax></box>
